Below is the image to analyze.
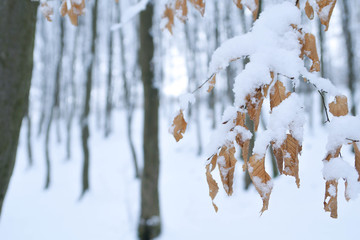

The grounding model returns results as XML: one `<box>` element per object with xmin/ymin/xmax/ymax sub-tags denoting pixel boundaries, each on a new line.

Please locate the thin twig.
<box><xmin>318</xmin><ymin>90</ymin><xmax>330</xmax><ymax>123</ymax></box>
<box><xmin>192</xmin><ymin>73</ymin><xmax>215</xmax><ymax>94</ymax></box>
<box><xmin>346</xmin><ymin>138</ymin><xmax>360</xmax><ymax>143</ymax></box>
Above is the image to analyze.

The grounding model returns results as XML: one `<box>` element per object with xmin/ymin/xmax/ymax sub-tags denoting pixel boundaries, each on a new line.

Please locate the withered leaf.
<box><xmin>246</xmin><ymin>87</ymin><xmax>264</xmax><ymax>131</ymax></box>
<box><xmin>206</xmin><ymin>154</ymin><xmax>219</xmax><ymax>212</ymax></box>
<box><xmin>248</xmin><ymin>154</ymin><xmax>272</xmax><ymax>213</ymax></box>
<box><xmin>41</xmin><ymin>2</ymin><xmax>54</xmax><ymax>22</ymax></box>
<box><xmin>171</xmin><ymin>110</ymin><xmax>187</xmax><ymax>142</ymax></box>
<box><xmin>301</xmin><ymin>33</ymin><xmax>320</xmax><ymax>72</ymax></box>
<box><xmin>353</xmin><ymin>142</ymin><xmax>360</xmax><ymax>181</ymax></box>
<box><xmin>305</xmin><ymin>1</ymin><xmax>314</xmax><ymax>20</ymax></box>
<box><xmin>207</xmin><ymin>74</ymin><xmax>216</xmax><ymax>93</ymax></box>
<box><xmin>218</xmin><ymin>146</ymin><xmax>237</xmax><ymax>196</ymax></box>
<box><xmin>175</xmin><ymin>0</ymin><xmax>188</xmax><ymax>22</ymax></box>
<box><xmin>270</xmin><ymin>80</ymin><xmax>291</xmax><ymax>111</ymax></box>
<box><xmin>316</xmin><ymin>0</ymin><xmax>337</xmax><ymax>31</ymax></box>
<box><xmin>189</xmin><ymin>0</ymin><xmax>206</xmax><ymax>16</ymax></box>
<box><xmin>329</xmin><ymin>95</ymin><xmax>349</xmax><ymax>117</ymax></box>
<box><xmin>272</xmin><ymin>143</ymin><xmax>284</xmax><ymax>175</ymax></box>
<box><xmin>324</xmin><ymin>179</ymin><xmax>338</xmax><ymax>218</ymax></box>
<box><xmin>162</xmin><ymin>4</ymin><xmax>175</xmax><ymax>34</ymax></box>
<box><xmin>281</xmin><ymin>134</ymin><xmax>301</xmax><ymax>188</ymax></box>
<box><xmin>233</xmin><ymin>0</ymin><xmax>243</xmax><ymax>9</ymax></box>
<box><xmin>60</xmin><ymin>0</ymin><xmax>85</xmax><ymax>26</ymax></box>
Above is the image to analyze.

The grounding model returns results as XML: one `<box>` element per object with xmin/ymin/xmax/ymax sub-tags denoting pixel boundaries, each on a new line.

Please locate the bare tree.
<box><xmin>0</xmin><ymin>0</ymin><xmax>38</xmax><ymax>216</ymax></box>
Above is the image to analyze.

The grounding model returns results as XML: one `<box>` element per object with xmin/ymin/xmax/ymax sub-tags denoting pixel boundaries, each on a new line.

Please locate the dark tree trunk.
<box><xmin>341</xmin><ymin>0</ymin><xmax>356</xmax><ymax>116</ymax></box>
<box><xmin>138</xmin><ymin>3</ymin><xmax>161</xmax><ymax>240</ymax></box>
<box><xmin>80</xmin><ymin>0</ymin><xmax>98</xmax><ymax>197</ymax></box>
<box><xmin>0</xmin><ymin>0</ymin><xmax>38</xmax><ymax>216</ymax></box>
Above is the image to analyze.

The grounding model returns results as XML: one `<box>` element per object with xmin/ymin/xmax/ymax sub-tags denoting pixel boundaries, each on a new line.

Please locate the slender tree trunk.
<box><xmin>117</xmin><ymin>1</ymin><xmax>139</xmax><ymax>178</ymax></box>
<box><xmin>0</xmin><ymin>0</ymin><xmax>38</xmax><ymax>216</ymax></box>
<box><xmin>80</xmin><ymin>0</ymin><xmax>98</xmax><ymax>197</ymax></box>
<box><xmin>44</xmin><ymin>18</ymin><xmax>65</xmax><ymax>189</ymax></box>
<box><xmin>138</xmin><ymin>3</ymin><xmax>161</xmax><ymax>239</ymax></box>
<box><xmin>104</xmin><ymin>2</ymin><xmax>114</xmax><ymax>138</ymax></box>
<box><xmin>66</xmin><ymin>25</ymin><xmax>80</xmax><ymax>160</ymax></box>
<box><xmin>26</xmin><ymin>107</ymin><xmax>33</xmax><ymax>168</ymax></box>
<box><xmin>341</xmin><ymin>0</ymin><xmax>356</xmax><ymax>116</ymax></box>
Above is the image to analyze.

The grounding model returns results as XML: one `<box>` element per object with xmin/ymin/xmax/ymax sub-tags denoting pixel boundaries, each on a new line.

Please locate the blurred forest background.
<box><xmin>0</xmin><ymin>0</ymin><xmax>360</xmax><ymax>239</ymax></box>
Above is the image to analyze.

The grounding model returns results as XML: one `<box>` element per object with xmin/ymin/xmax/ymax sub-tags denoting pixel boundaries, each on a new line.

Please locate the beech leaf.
<box><xmin>329</xmin><ymin>95</ymin><xmax>349</xmax><ymax>117</ymax></box>
<box><xmin>171</xmin><ymin>110</ymin><xmax>187</xmax><ymax>142</ymax></box>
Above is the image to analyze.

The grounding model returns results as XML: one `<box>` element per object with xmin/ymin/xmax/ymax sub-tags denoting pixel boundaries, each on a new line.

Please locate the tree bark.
<box><xmin>80</xmin><ymin>0</ymin><xmax>98</xmax><ymax>197</ymax></box>
<box><xmin>138</xmin><ymin>3</ymin><xmax>161</xmax><ymax>240</ymax></box>
<box><xmin>341</xmin><ymin>0</ymin><xmax>356</xmax><ymax>116</ymax></box>
<box><xmin>0</xmin><ymin>0</ymin><xmax>38</xmax><ymax>216</ymax></box>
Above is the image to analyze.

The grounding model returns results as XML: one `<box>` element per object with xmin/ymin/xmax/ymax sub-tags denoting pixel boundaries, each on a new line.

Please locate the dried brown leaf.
<box><xmin>171</xmin><ymin>110</ymin><xmax>187</xmax><ymax>142</ymax></box>
<box><xmin>301</xmin><ymin>33</ymin><xmax>320</xmax><ymax>72</ymax></box>
<box><xmin>206</xmin><ymin>154</ymin><xmax>219</xmax><ymax>212</ymax></box>
<box><xmin>324</xmin><ymin>179</ymin><xmax>338</xmax><ymax>218</ymax></box>
<box><xmin>246</xmin><ymin>87</ymin><xmax>264</xmax><ymax>131</ymax></box>
<box><xmin>41</xmin><ymin>2</ymin><xmax>54</xmax><ymax>22</ymax></box>
<box><xmin>60</xmin><ymin>0</ymin><xmax>85</xmax><ymax>26</ymax></box>
<box><xmin>175</xmin><ymin>0</ymin><xmax>188</xmax><ymax>22</ymax></box>
<box><xmin>248</xmin><ymin>154</ymin><xmax>272</xmax><ymax>213</ymax></box>
<box><xmin>272</xmin><ymin>143</ymin><xmax>284</xmax><ymax>175</ymax></box>
<box><xmin>281</xmin><ymin>134</ymin><xmax>301</xmax><ymax>188</ymax></box>
<box><xmin>218</xmin><ymin>146</ymin><xmax>237</xmax><ymax>196</ymax></box>
<box><xmin>189</xmin><ymin>0</ymin><xmax>206</xmax><ymax>16</ymax></box>
<box><xmin>207</xmin><ymin>74</ymin><xmax>216</xmax><ymax>93</ymax></box>
<box><xmin>316</xmin><ymin>0</ymin><xmax>337</xmax><ymax>31</ymax></box>
<box><xmin>162</xmin><ymin>4</ymin><xmax>175</xmax><ymax>34</ymax></box>
<box><xmin>233</xmin><ymin>0</ymin><xmax>243</xmax><ymax>9</ymax></box>
<box><xmin>270</xmin><ymin>80</ymin><xmax>291</xmax><ymax>111</ymax></box>
<box><xmin>305</xmin><ymin>1</ymin><xmax>314</xmax><ymax>20</ymax></box>
<box><xmin>353</xmin><ymin>142</ymin><xmax>360</xmax><ymax>181</ymax></box>
<box><xmin>329</xmin><ymin>95</ymin><xmax>349</xmax><ymax>117</ymax></box>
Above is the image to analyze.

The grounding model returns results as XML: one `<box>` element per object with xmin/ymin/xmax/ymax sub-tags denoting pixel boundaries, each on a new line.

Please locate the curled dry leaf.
<box><xmin>270</xmin><ymin>80</ymin><xmax>291</xmax><ymax>111</ymax></box>
<box><xmin>300</xmin><ymin>33</ymin><xmax>320</xmax><ymax>72</ymax></box>
<box><xmin>233</xmin><ymin>0</ymin><xmax>243</xmax><ymax>9</ymax></box>
<box><xmin>189</xmin><ymin>0</ymin><xmax>206</xmax><ymax>16</ymax></box>
<box><xmin>218</xmin><ymin>146</ymin><xmax>237</xmax><ymax>196</ymax></box>
<box><xmin>324</xmin><ymin>179</ymin><xmax>338</xmax><ymax>218</ymax></box>
<box><xmin>329</xmin><ymin>95</ymin><xmax>349</xmax><ymax>117</ymax></box>
<box><xmin>175</xmin><ymin>0</ymin><xmax>188</xmax><ymax>22</ymax></box>
<box><xmin>162</xmin><ymin>4</ymin><xmax>175</xmax><ymax>34</ymax></box>
<box><xmin>305</xmin><ymin>1</ymin><xmax>314</xmax><ymax>20</ymax></box>
<box><xmin>60</xmin><ymin>0</ymin><xmax>85</xmax><ymax>26</ymax></box>
<box><xmin>272</xmin><ymin>143</ymin><xmax>284</xmax><ymax>174</ymax></box>
<box><xmin>234</xmin><ymin>111</ymin><xmax>250</xmax><ymax>170</ymax></box>
<box><xmin>207</xmin><ymin>74</ymin><xmax>216</xmax><ymax>93</ymax></box>
<box><xmin>316</xmin><ymin>0</ymin><xmax>337</xmax><ymax>31</ymax></box>
<box><xmin>171</xmin><ymin>110</ymin><xmax>187</xmax><ymax>142</ymax></box>
<box><xmin>248</xmin><ymin>154</ymin><xmax>272</xmax><ymax>213</ymax></box>
<box><xmin>245</xmin><ymin>87</ymin><xmax>264</xmax><ymax>131</ymax></box>
<box><xmin>323</xmin><ymin>147</ymin><xmax>341</xmax><ymax>218</ymax></box>
<box><xmin>282</xmin><ymin>134</ymin><xmax>301</xmax><ymax>188</ymax></box>
<box><xmin>353</xmin><ymin>142</ymin><xmax>360</xmax><ymax>181</ymax></box>
<box><xmin>206</xmin><ymin>154</ymin><xmax>219</xmax><ymax>212</ymax></box>
<box><xmin>41</xmin><ymin>2</ymin><xmax>54</xmax><ymax>22</ymax></box>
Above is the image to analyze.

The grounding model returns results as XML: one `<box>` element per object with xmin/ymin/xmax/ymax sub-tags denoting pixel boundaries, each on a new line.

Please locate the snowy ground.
<box><xmin>0</xmin><ymin>99</ymin><xmax>360</xmax><ymax>240</ymax></box>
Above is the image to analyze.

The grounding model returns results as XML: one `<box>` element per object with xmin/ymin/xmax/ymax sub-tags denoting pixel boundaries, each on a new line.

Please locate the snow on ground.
<box><xmin>0</xmin><ymin>100</ymin><xmax>360</xmax><ymax>240</ymax></box>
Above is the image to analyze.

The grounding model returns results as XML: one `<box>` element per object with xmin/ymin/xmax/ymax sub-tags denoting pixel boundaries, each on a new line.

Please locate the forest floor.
<box><xmin>0</xmin><ymin>97</ymin><xmax>359</xmax><ymax>240</ymax></box>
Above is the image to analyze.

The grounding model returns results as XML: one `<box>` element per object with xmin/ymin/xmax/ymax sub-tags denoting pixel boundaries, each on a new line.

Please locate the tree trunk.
<box><xmin>80</xmin><ymin>0</ymin><xmax>98</xmax><ymax>198</ymax></box>
<box><xmin>341</xmin><ymin>0</ymin><xmax>356</xmax><ymax>116</ymax></box>
<box><xmin>117</xmin><ymin>1</ymin><xmax>139</xmax><ymax>178</ymax></box>
<box><xmin>0</xmin><ymin>0</ymin><xmax>38</xmax><ymax>216</ymax></box>
<box><xmin>138</xmin><ymin>3</ymin><xmax>161</xmax><ymax>239</ymax></box>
